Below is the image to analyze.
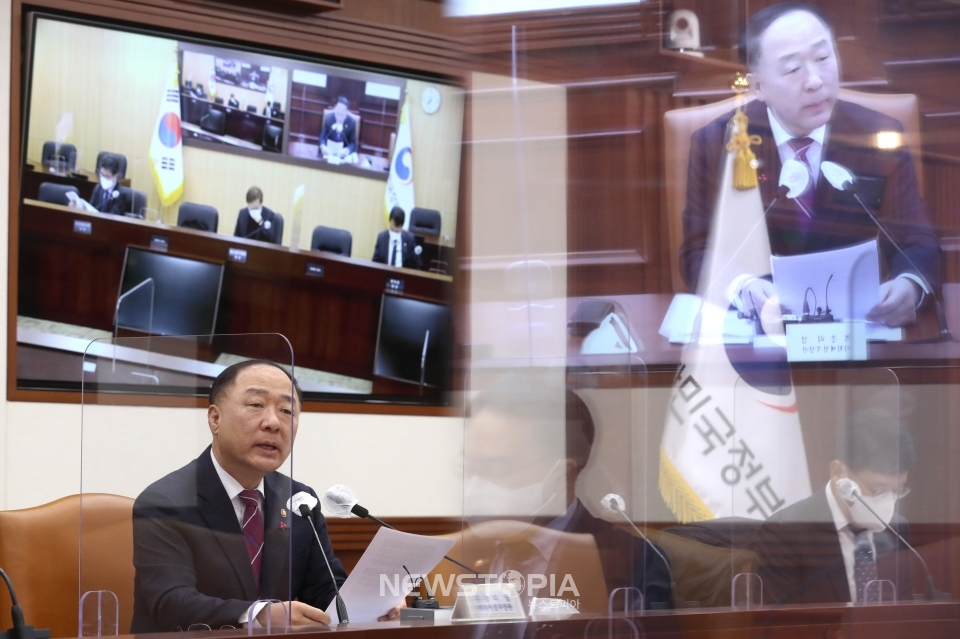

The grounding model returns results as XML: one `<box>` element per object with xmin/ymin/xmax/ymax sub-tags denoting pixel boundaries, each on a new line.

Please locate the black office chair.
<box><xmin>40</xmin><ymin>142</ymin><xmax>77</xmax><ymax>171</ymax></box>
<box><xmin>177</xmin><ymin>202</ymin><xmax>219</xmax><ymax>233</ymax></box>
<box><xmin>37</xmin><ymin>182</ymin><xmax>79</xmax><ymax>206</ymax></box>
<box><xmin>311</xmin><ymin>226</ymin><xmax>352</xmax><ymax>257</ymax></box>
<box><xmin>262</xmin><ymin>124</ymin><xmax>282</xmax><ymax>152</ymax></box>
<box><xmin>95</xmin><ymin>152</ymin><xmax>128</xmax><ymax>179</ymax></box>
<box><xmin>214</xmin><ymin>97</ymin><xmax>225</xmax><ymax>105</ymax></box>
<box><xmin>246</xmin><ymin>105</ymin><xmax>257</xmax><ymax>113</ymax></box>
<box><xmin>271</xmin><ymin>213</ymin><xmax>285</xmax><ymax>244</ymax></box>
<box><xmin>200</xmin><ymin>107</ymin><xmax>226</xmax><ymax>135</ymax></box>
<box><xmin>119</xmin><ymin>187</ymin><xmax>147</xmax><ymax>218</ymax></box>
<box><xmin>409</xmin><ymin>208</ymin><xmax>441</xmax><ymax>236</ymax></box>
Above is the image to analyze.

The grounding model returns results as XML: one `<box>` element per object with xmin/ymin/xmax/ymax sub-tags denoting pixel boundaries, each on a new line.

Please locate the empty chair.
<box><xmin>119</xmin><ymin>187</ymin><xmax>147</xmax><ymax>218</ymax></box>
<box><xmin>409</xmin><ymin>207</ymin><xmax>441</xmax><ymax>236</ymax></box>
<box><xmin>40</xmin><ymin>141</ymin><xmax>77</xmax><ymax>170</ymax></box>
<box><xmin>200</xmin><ymin>107</ymin><xmax>226</xmax><ymax>135</ymax></box>
<box><xmin>262</xmin><ymin>123</ymin><xmax>282</xmax><ymax>152</ymax></box>
<box><xmin>311</xmin><ymin>225</ymin><xmax>352</xmax><ymax>257</ymax></box>
<box><xmin>37</xmin><ymin>182</ymin><xmax>79</xmax><ymax>206</ymax></box>
<box><xmin>177</xmin><ymin>202</ymin><xmax>219</xmax><ymax>233</ymax></box>
<box><xmin>246</xmin><ymin>105</ymin><xmax>257</xmax><ymax>113</ymax></box>
<box><xmin>95</xmin><ymin>152</ymin><xmax>128</xmax><ymax>179</ymax></box>
<box><xmin>214</xmin><ymin>96</ymin><xmax>224</xmax><ymax>105</ymax></box>
<box><xmin>268</xmin><ymin>212</ymin><xmax>284</xmax><ymax>245</ymax></box>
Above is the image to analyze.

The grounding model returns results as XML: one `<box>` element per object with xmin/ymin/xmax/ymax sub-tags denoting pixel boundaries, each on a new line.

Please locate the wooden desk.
<box><xmin>181</xmin><ymin>93</ymin><xmax>284</xmax><ymax>149</ymax></box>
<box><xmin>16</xmin><ymin>199</ymin><xmax>452</xmax><ymax>390</ymax></box>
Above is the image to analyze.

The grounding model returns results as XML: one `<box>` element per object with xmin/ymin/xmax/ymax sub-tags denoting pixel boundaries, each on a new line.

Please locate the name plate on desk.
<box><xmin>150</xmin><ymin>235</ymin><xmax>168</xmax><ymax>252</ymax></box>
<box><xmin>228</xmin><ymin>248</ymin><xmax>247</xmax><ymax>263</ymax></box>
<box><xmin>386</xmin><ymin>278</ymin><xmax>404</xmax><ymax>293</ymax></box>
<box><xmin>305</xmin><ymin>263</ymin><xmax>325</xmax><ymax>277</ymax></box>
<box><xmin>73</xmin><ymin>219</ymin><xmax>92</xmax><ymax>235</ymax></box>
<box><xmin>451</xmin><ymin>583</ymin><xmax>526</xmax><ymax>623</ymax></box>
<box><xmin>785</xmin><ymin>321</ymin><xmax>867</xmax><ymax>362</ymax></box>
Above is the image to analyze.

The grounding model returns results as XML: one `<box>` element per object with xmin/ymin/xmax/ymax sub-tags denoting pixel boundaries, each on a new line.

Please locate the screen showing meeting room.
<box><xmin>24</xmin><ymin>16</ymin><xmax>464</xmax><ymax>259</ymax></box>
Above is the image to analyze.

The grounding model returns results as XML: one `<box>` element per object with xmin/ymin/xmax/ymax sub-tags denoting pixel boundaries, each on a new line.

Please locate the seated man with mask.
<box><xmin>67</xmin><ymin>154</ymin><xmax>129</xmax><ymax>215</ymax></box>
<box><xmin>463</xmin><ymin>375</ymin><xmax>673</xmax><ymax>610</ymax></box>
<box><xmin>755</xmin><ymin>408</ymin><xmax>914</xmax><ymax>604</ymax></box>
<box><xmin>234</xmin><ymin>186</ymin><xmax>282</xmax><ymax>245</ymax></box>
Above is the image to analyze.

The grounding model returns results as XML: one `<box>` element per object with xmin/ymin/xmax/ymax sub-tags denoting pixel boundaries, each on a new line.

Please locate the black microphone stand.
<box><xmin>0</xmin><ymin>568</ymin><xmax>49</xmax><ymax>639</ymax></box>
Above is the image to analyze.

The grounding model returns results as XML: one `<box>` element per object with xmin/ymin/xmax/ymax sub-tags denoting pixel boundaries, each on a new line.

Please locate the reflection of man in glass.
<box><xmin>463</xmin><ymin>376</ymin><xmax>673</xmax><ymax>609</ymax></box>
<box><xmin>319</xmin><ymin>96</ymin><xmax>357</xmax><ymax>161</ymax></box>
<box><xmin>754</xmin><ymin>408</ymin><xmax>914</xmax><ymax>604</ymax></box>
<box><xmin>679</xmin><ymin>2</ymin><xmax>940</xmax><ymax>328</ymax></box>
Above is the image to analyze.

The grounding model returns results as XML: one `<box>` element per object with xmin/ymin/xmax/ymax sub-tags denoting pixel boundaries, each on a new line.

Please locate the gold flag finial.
<box><xmin>725</xmin><ymin>73</ymin><xmax>761</xmax><ymax>190</ymax></box>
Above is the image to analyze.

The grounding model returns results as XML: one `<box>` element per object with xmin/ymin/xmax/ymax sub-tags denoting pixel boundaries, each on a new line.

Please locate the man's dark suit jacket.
<box><xmin>89</xmin><ymin>184</ymin><xmax>129</xmax><ymax>216</ymax></box>
<box><xmin>564</xmin><ymin>501</ymin><xmax>673</xmax><ymax>609</ymax></box>
<box><xmin>679</xmin><ymin>99</ymin><xmax>941</xmax><ymax>296</ymax></box>
<box><xmin>131</xmin><ymin>447</ymin><xmax>347</xmax><ymax>632</ymax></box>
<box><xmin>319</xmin><ymin>113</ymin><xmax>357</xmax><ymax>155</ymax></box>
<box><xmin>234</xmin><ymin>206</ymin><xmax>282</xmax><ymax>245</ymax></box>
<box><xmin>754</xmin><ymin>485</ymin><xmax>913</xmax><ymax>604</ymax></box>
<box><xmin>372</xmin><ymin>229</ymin><xmax>422</xmax><ymax>270</ymax></box>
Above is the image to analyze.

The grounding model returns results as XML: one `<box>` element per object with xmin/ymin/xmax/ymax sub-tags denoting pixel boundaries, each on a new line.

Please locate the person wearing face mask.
<box><xmin>679</xmin><ymin>2</ymin><xmax>940</xmax><ymax>330</ymax></box>
<box><xmin>234</xmin><ymin>186</ymin><xmax>282</xmax><ymax>245</ymax></box>
<box><xmin>462</xmin><ymin>375</ymin><xmax>673</xmax><ymax>610</ymax></box>
<box><xmin>754</xmin><ymin>408</ymin><xmax>915</xmax><ymax>604</ymax></box>
<box><xmin>71</xmin><ymin>154</ymin><xmax>129</xmax><ymax>215</ymax></box>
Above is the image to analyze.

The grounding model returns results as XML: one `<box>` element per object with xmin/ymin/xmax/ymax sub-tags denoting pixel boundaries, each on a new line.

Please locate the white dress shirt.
<box><xmin>387</xmin><ymin>229</ymin><xmax>403</xmax><ymax>267</ymax></box>
<box><xmin>824</xmin><ymin>483</ymin><xmax>877</xmax><ymax>602</ymax></box>
<box><xmin>767</xmin><ymin>107</ymin><xmax>827</xmax><ymax>187</ymax></box>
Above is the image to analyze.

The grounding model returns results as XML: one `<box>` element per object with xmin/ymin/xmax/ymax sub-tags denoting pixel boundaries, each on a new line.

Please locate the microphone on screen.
<box><xmin>290</xmin><ymin>492</ymin><xmax>349</xmax><ymax>624</ymax></box>
<box><xmin>820</xmin><ymin>161</ymin><xmax>950</xmax><ymax>341</ymax></box>
<box><xmin>322</xmin><ymin>485</ymin><xmax>473</xmax><ymax>573</ymax></box>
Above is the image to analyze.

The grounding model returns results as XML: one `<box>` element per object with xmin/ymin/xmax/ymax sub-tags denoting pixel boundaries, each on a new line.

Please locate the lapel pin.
<box><xmin>281</xmin><ymin>508</ymin><xmax>288</xmax><ymax>518</ymax></box>
<box><xmin>280</xmin><ymin>521</ymin><xmax>287</xmax><ymax>530</ymax></box>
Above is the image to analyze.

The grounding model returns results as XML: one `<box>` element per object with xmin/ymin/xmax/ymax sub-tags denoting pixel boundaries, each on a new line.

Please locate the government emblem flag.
<box><xmin>659</xmin><ymin>105</ymin><xmax>812</xmax><ymax>522</ymax></box>
<box><xmin>384</xmin><ymin>99</ymin><xmax>415</xmax><ymax>227</ymax></box>
<box><xmin>150</xmin><ymin>65</ymin><xmax>185</xmax><ymax>207</ymax></box>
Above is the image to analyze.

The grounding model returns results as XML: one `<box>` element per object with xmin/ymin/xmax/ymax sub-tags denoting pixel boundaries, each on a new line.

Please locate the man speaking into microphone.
<box><xmin>679</xmin><ymin>2</ymin><xmax>940</xmax><ymax>328</ymax></box>
<box><xmin>131</xmin><ymin>361</ymin><xmax>355</xmax><ymax>632</ymax></box>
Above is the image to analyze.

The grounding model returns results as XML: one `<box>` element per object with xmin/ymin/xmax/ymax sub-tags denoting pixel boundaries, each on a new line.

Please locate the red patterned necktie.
<box><xmin>787</xmin><ymin>136</ymin><xmax>816</xmax><ymax>229</ymax></box>
<box><xmin>239</xmin><ymin>489</ymin><xmax>264</xmax><ymax>587</ymax></box>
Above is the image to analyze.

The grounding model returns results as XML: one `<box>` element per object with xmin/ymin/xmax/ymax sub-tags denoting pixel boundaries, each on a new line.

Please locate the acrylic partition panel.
<box><xmin>79</xmin><ymin>334</ymin><xmax>297</xmax><ymax>634</ymax></box>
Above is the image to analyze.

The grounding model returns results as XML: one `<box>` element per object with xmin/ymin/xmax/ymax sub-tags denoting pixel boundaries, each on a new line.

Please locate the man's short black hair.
<box><xmin>246</xmin><ymin>186</ymin><xmax>263</xmax><ymax>204</ymax></box>
<box><xmin>209</xmin><ymin>359</ymin><xmax>303</xmax><ymax>407</ymax></box>
<box><xmin>841</xmin><ymin>408</ymin><xmax>915</xmax><ymax>475</ymax></box>
<box><xmin>469</xmin><ymin>374</ymin><xmax>595</xmax><ymax>470</ymax></box>
<box><xmin>742</xmin><ymin>2</ymin><xmax>833</xmax><ymax>69</ymax></box>
<box><xmin>336</xmin><ymin>96</ymin><xmax>350</xmax><ymax>108</ymax></box>
<box><xmin>99</xmin><ymin>154</ymin><xmax>121</xmax><ymax>176</ymax></box>
<box><xmin>389</xmin><ymin>206</ymin><xmax>405</xmax><ymax>227</ymax></box>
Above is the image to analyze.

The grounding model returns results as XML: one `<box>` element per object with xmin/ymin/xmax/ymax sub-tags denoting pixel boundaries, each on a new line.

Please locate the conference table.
<box><xmin>16</xmin><ymin>199</ymin><xmax>452</xmax><ymax>397</ymax></box>
<box><xmin>21</xmin><ymin>159</ymin><xmax>132</xmax><ymax>202</ymax></box>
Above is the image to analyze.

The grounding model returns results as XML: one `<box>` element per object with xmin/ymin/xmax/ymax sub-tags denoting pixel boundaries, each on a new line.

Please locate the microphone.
<box><xmin>0</xmin><ymin>567</ymin><xmax>50</xmax><ymax>639</ymax></box>
<box><xmin>601</xmin><ymin>493</ymin><xmax>676</xmax><ymax>600</ymax></box>
<box><xmin>836</xmin><ymin>479</ymin><xmax>945</xmax><ymax>601</ymax></box>
<box><xmin>322</xmin><ymin>485</ymin><xmax>473</xmax><ymax>573</ymax></box>
<box><xmin>290</xmin><ymin>492</ymin><xmax>349</xmax><ymax>624</ymax></box>
<box><xmin>820</xmin><ymin>161</ymin><xmax>951</xmax><ymax>341</ymax></box>
<box><xmin>242</xmin><ymin>216</ymin><xmax>273</xmax><ymax>240</ymax></box>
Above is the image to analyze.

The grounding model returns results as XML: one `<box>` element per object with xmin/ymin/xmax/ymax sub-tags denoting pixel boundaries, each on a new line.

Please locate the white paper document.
<box><xmin>326</xmin><ymin>526</ymin><xmax>456</xmax><ymax>623</ymax></box>
<box><xmin>658</xmin><ymin>294</ymin><xmax>755</xmax><ymax>345</ymax></box>
<box><xmin>771</xmin><ymin>240</ymin><xmax>902</xmax><ymax>341</ymax></box>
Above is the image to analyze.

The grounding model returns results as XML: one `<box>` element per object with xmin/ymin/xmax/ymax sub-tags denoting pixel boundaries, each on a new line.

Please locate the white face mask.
<box><xmin>248</xmin><ymin>207</ymin><xmax>262</xmax><ymax>223</ymax></box>
<box><xmin>99</xmin><ymin>176</ymin><xmax>116</xmax><ymax>190</ymax></box>
<box><xmin>839</xmin><ymin>477</ymin><xmax>899</xmax><ymax>532</ymax></box>
<box><xmin>463</xmin><ymin>459</ymin><xmax>565</xmax><ymax>520</ymax></box>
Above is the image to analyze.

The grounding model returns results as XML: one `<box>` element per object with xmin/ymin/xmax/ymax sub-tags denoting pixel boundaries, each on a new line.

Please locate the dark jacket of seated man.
<box><xmin>234</xmin><ymin>206</ymin><xmax>282</xmax><ymax>245</ymax></box>
<box><xmin>372</xmin><ymin>206</ymin><xmax>422</xmax><ymax>270</ymax></box>
<box><xmin>754</xmin><ymin>408</ymin><xmax>915</xmax><ymax>604</ymax></box>
<box><xmin>89</xmin><ymin>155</ymin><xmax>129</xmax><ymax>216</ymax></box>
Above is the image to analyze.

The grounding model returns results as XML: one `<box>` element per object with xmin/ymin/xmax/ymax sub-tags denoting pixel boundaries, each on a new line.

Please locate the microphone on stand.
<box><xmin>836</xmin><ymin>479</ymin><xmax>947</xmax><ymax>601</ymax></box>
<box><xmin>601</xmin><ymin>494</ymin><xmax>676</xmax><ymax>599</ymax></box>
<box><xmin>290</xmin><ymin>492</ymin><xmax>349</xmax><ymax>624</ymax></box>
<box><xmin>322</xmin><ymin>485</ymin><xmax>473</xmax><ymax>573</ymax></box>
<box><xmin>242</xmin><ymin>217</ymin><xmax>272</xmax><ymax>240</ymax></box>
<box><xmin>820</xmin><ymin>161</ymin><xmax>951</xmax><ymax>341</ymax></box>
<box><xmin>0</xmin><ymin>567</ymin><xmax>50</xmax><ymax>639</ymax></box>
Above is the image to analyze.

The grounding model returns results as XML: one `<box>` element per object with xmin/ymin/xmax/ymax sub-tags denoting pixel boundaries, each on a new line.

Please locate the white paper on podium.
<box><xmin>771</xmin><ymin>239</ymin><xmax>902</xmax><ymax>341</ymax></box>
<box><xmin>326</xmin><ymin>526</ymin><xmax>456</xmax><ymax>623</ymax></box>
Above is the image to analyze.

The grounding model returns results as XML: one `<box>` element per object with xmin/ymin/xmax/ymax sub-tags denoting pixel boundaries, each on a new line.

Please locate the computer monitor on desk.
<box><xmin>374</xmin><ymin>295</ymin><xmax>451</xmax><ymax>388</ymax></box>
<box><xmin>117</xmin><ymin>248</ymin><xmax>224</xmax><ymax>342</ymax></box>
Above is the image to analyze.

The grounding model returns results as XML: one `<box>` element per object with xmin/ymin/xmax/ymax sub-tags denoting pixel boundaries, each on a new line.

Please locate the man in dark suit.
<box><xmin>463</xmin><ymin>374</ymin><xmax>673</xmax><ymax>610</ymax></box>
<box><xmin>83</xmin><ymin>154</ymin><xmax>128</xmax><ymax>215</ymax></box>
<box><xmin>754</xmin><ymin>408</ymin><xmax>915</xmax><ymax>604</ymax></box>
<box><xmin>234</xmin><ymin>186</ymin><xmax>282</xmax><ymax>245</ymax></box>
<box><xmin>319</xmin><ymin>96</ymin><xmax>357</xmax><ymax>161</ymax></box>
<box><xmin>372</xmin><ymin>207</ymin><xmax>422</xmax><ymax>270</ymax></box>
<box><xmin>679</xmin><ymin>3</ymin><xmax>940</xmax><ymax>328</ymax></box>
<box><xmin>132</xmin><ymin>361</ymin><xmax>372</xmax><ymax>631</ymax></box>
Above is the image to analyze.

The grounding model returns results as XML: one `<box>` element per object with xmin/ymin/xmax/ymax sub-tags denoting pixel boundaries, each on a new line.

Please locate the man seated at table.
<box><xmin>319</xmin><ymin>96</ymin><xmax>358</xmax><ymax>164</ymax></box>
<box><xmin>372</xmin><ymin>207</ymin><xmax>422</xmax><ymax>270</ymax></box>
<box><xmin>66</xmin><ymin>154</ymin><xmax>129</xmax><ymax>216</ymax></box>
<box><xmin>234</xmin><ymin>186</ymin><xmax>282</xmax><ymax>245</ymax></box>
<box><xmin>678</xmin><ymin>2</ymin><xmax>940</xmax><ymax>330</ymax></box>
<box><xmin>132</xmin><ymin>360</ymin><xmax>403</xmax><ymax>631</ymax></box>
<box><xmin>754</xmin><ymin>408</ymin><xmax>914</xmax><ymax>604</ymax></box>
<box><xmin>462</xmin><ymin>374</ymin><xmax>674</xmax><ymax>610</ymax></box>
